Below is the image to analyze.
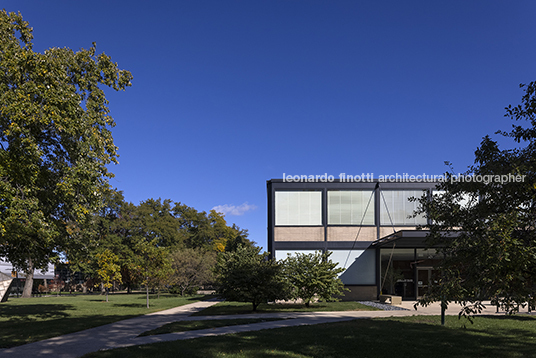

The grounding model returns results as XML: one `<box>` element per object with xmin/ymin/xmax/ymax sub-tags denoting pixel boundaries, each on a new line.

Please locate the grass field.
<box><xmin>84</xmin><ymin>314</ymin><xmax>536</xmax><ymax>358</ymax></box>
<box><xmin>192</xmin><ymin>300</ymin><xmax>379</xmax><ymax>316</ymax></box>
<box><xmin>0</xmin><ymin>293</ymin><xmax>206</xmax><ymax>348</ymax></box>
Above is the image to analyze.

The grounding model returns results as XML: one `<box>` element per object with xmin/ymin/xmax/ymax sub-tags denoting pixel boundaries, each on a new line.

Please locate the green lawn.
<box><xmin>192</xmin><ymin>300</ymin><xmax>378</xmax><ymax>316</ymax></box>
<box><xmin>84</xmin><ymin>314</ymin><xmax>536</xmax><ymax>358</ymax></box>
<box><xmin>0</xmin><ymin>293</ymin><xmax>207</xmax><ymax>348</ymax></box>
<box><xmin>139</xmin><ymin>317</ymin><xmax>287</xmax><ymax>336</ymax></box>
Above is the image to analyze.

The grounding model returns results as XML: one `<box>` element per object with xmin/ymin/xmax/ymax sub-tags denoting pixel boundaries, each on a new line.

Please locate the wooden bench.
<box><xmin>379</xmin><ymin>294</ymin><xmax>402</xmax><ymax>305</ymax></box>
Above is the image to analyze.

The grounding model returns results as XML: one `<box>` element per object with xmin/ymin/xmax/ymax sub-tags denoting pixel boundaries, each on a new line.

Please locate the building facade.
<box><xmin>267</xmin><ymin>178</ymin><xmax>441</xmax><ymax>300</ymax></box>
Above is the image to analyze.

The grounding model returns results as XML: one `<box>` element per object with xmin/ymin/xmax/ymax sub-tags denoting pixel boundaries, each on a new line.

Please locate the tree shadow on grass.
<box><xmin>112</xmin><ymin>303</ymin><xmax>147</xmax><ymax>308</ymax></box>
<box><xmin>133</xmin><ymin>294</ymin><xmax>213</xmax><ymax>301</ymax></box>
<box><xmin>0</xmin><ymin>303</ymin><xmax>73</xmax><ymax>321</ymax></box>
<box><xmin>191</xmin><ymin>302</ymin><xmax>334</xmax><ymax>316</ymax></box>
<box><xmin>85</xmin><ymin>316</ymin><xmax>536</xmax><ymax>358</ymax></box>
<box><xmin>479</xmin><ymin>314</ymin><xmax>536</xmax><ymax>321</ymax></box>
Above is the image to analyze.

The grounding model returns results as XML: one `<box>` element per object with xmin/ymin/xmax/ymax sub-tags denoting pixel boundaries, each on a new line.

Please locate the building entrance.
<box><xmin>380</xmin><ymin>248</ymin><xmax>440</xmax><ymax>300</ymax></box>
<box><xmin>417</xmin><ymin>267</ymin><xmax>440</xmax><ymax>298</ymax></box>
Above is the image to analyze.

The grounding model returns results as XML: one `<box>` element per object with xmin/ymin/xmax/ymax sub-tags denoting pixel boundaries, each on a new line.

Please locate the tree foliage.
<box><xmin>169</xmin><ymin>248</ymin><xmax>216</xmax><ymax>296</ymax></box>
<box><xmin>416</xmin><ymin>81</ymin><xmax>536</xmax><ymax>315</ymax></box>
<box><xmin>66</xmin><ymin>190</ymin><xmax>248</xmax><ymax>296</ymax></box>
<box><xmin>282</xmin><ymin>251</ymin><xmax>346</xmax><ymax>307</ymax></box>
<box><xmin>173</xmin><ymin>204</ymin><xmax>252</xmax><ymax>251</ymax></box>
<box><xmin>95</xmin><ymin>249</ymin><xmax>122</xmax><ymax>302</ymax></box>
<box><xmin>0</xmin><ymin>11</ymin><xmax>132</xmax><ymax>297</ymax></box>
<box><xmin>214</xmin><ymin>245</ymin><xmax>289</xmax><ymax>311</ymax></box>
<box><xmin>223</xmin><ymin>225</ymin><xmax>255</xmax><ymax>252</ymax></box>
<box><xmin>138</xmin><ymin>241</ymin><xmax>171</xmax><ymax>305</ymax></box>
<box><xmin>67</xmin><ymin>189</ymin><xmax>142</xmax><ymax>293</ymax></box>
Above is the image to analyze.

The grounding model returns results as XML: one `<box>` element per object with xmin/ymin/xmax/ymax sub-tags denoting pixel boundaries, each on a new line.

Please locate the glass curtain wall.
<box><xmin>327</xmin><ymin>191</ymin><xmax>375</xmax><ymax>225</ymax></box>
<box><xmin>275</xmin><ymin>191</ymin><xmax>322</xmax><ymax>226</ymax></box>
<box><xmin>380</xmin><ymin>190</ymin><xmax>428</xmax><ymax>225</ymax></box>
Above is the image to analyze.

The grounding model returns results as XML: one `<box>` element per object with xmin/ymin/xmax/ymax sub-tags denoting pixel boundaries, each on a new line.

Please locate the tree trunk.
<box><xmin>146</xmin><ymin>281</ymin><xmax>149</xmax><ymax>308</ymax></box>
<box><xmin>22</xmin><ymin>259</ymin><xmax>34</xmax><ymax>298</ymax></box>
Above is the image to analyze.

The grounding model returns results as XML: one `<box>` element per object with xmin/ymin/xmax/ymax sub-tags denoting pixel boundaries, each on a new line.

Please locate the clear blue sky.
<box><xmin>3</xmin><ymin>1</ymin><xmax>536</xmax><ymax>249</ymax></box>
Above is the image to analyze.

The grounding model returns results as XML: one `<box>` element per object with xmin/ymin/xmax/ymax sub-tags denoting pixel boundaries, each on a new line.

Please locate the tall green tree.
<box><xmin>282</xmin><ymin>251</ymin><xmax>346</xmax><ymax>307</ymax></box>
<box><xmin>69</xmin><ymin>195</ymin><xmax>250</xmax><ymax>294</ymax></box>
<box><xmin>416</xmin><ymin>81</ymin><xmax>536</xmax><ymax>315</ymax></box>
<box><xmin>102</xmin><ymin>197</ymin><xmax>145</xmax><ymax>293</ymax></box>
<box><xmin>214</xmin><ymin>245</ymin><xmax>289</xmax><ymax>311</ymax></box>
<box><xmin>77</xmin><ymin>195</ymin><xmax>178</xmax><ymax>294</ymax></box>
<box><xmin>0</xmin><ymin>11</ymin><xmax>132</xmax><ymax>297</ymax></box>
<box><xmin>134</xmin><ymin>199</ymin><xmax>183</xmax><ymax>248</ymax></box>
<box><xmin>129</xmin><ymin>198</ymin><xmax>180</xmax><ymax>302</ymax></box>
<box><xmin>68</xmin><ymin>189</ymin><xmax>143</xmax><ymax>293</ymax></box>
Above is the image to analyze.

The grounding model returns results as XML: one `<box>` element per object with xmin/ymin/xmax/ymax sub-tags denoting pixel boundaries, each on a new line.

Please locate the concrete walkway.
<box><xmin>0</xmin><ymin>299</ymin><xmax>517</xmax><ymax>358</ymax></box>
<box><xmin>0</xmin><ymin>299</ymin><xmax>220</xmax><ymax>358</ymax></box>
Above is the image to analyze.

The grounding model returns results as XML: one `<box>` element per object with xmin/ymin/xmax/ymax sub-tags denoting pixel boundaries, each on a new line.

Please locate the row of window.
<box><xmin>275</xmin><ymin>190</ymin><xmax>427</xmax><ymax>226</ymax></box>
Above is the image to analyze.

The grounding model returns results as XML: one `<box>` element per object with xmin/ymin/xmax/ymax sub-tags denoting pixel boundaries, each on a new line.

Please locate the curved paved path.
<box><xmin>0</xmin><ymin>300</ymin><xmax>510</xmax><ymax>358</ymax></box>
<box><xmin>0</xmin><ymin>300</ymin><xmax>220</xmax><ymax>358</ymax></box>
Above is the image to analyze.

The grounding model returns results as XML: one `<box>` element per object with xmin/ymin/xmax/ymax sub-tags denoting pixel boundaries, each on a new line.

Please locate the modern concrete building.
<box><xmin>267</xmin><ymin>178</ymin><xmax>442</xmax><ymax>301</ymax></box>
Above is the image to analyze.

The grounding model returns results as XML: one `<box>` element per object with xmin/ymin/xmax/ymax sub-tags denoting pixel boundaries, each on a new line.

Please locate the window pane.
<box><xmin>275</xmin><ymin>191</ymin><xmax>322</xmax><ymax>226</ymax></box>
<box><xmin>328</xmin><ymin>191</ymin><xmax>374</xmax><ymax>225</ymax></box>
<box><xmin>380</xmin><ymin>190</ymin><xmax>427</xmax><ymax>225</ymax></box>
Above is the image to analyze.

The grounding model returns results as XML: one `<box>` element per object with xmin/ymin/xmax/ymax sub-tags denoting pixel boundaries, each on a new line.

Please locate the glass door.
<box><xmin>417</xmin><ymin>267</ymin><xmax>439</xmax><ymax>297</ymax></box>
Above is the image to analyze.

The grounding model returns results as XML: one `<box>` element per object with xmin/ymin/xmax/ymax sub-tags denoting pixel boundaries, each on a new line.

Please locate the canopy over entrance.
<box><xmin>371</xmin><ymin>230</ymin><xmax>458</xmax><ymax>299</ymax></box>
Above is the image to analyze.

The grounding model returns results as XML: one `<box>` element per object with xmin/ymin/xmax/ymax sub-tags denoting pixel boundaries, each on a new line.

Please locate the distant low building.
<box><xmin>0</xmin><ymin>258</ymin><xmax>55</xmax><ymax>280</ymax></box>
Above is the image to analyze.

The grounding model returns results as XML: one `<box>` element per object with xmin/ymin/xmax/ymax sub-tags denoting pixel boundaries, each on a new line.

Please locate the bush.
<box><xmin>282</xmin><ymin>251</ymin><xmax>347</xmax><ymax>307</ymax></box>
<box><xmin>168</xmin><ymin>285</ymin><xmax>199</xmax><ymax>296</ymax></box>
<box><xmin>214</xmin><ymin>245</ymin><xmax>290</xmax><ymax>311</ymax></box>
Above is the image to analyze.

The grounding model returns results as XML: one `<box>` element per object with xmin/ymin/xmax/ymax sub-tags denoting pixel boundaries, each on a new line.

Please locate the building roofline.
<box><xmin>267</xmin><ymin>178</ymin><xmax>442</xmax><ymax>184</ymax></box>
